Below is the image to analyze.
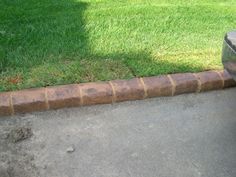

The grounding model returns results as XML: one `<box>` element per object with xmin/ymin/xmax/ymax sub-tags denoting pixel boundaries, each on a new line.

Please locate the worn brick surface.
<box><xmin>80</xmin><ymin>82</ymin><xmax>113</xmax><ymax>105</ymax></box>
<box><xmin>0</xmin><ymin>93</ymin><xmax>12</xmax><ymax>116</ymax></box>
<box><xmin>12</xmin><ymin>88</ymin><xmax>47</xmax><ymax>113</ymax></box>
<box><xmin>196</xmin><ymin>71</ymin><xmax>223</xmax><ymax>91</ymax></box>
<box><xmin>111</xmin><ymin>78</ymin><xmax>145</xmax><ymax>102</ymax></box>
<box><xmin>47</xmin><ymin>84</ymin><xmax>81</xmax><ymax>109</ymax></box>
<box><xmin>171</xmin><ymin>73</ymin><xmax>198</xmax><ymax>95</ymax></box>
<box><xmin>220</xmin><ymin>70</ymin><xmax>236</xmax><ymax>88</ymax></box>
<box><xmin>142</xmin><ymin>76</ymin><xmax>172</xmax><ymax>97</ymax></box>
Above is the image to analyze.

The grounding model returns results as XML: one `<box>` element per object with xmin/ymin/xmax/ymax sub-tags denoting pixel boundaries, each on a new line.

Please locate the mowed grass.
<box><xmin>0</xmin><ymin>0</ymin><xmax>236</xmax><ymax>91</ymax></box>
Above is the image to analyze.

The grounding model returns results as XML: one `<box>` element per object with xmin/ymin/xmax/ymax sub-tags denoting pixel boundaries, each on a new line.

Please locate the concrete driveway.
<box><xmin>0</xmin><ymin>88</ymin><xmax>236</xmax><ymax>177</ymax></box>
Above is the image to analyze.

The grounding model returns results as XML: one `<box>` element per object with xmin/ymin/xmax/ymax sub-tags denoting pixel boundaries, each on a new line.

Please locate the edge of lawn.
<box><xmin>0</xmin><ymin>69</ymin><xmax>235</xmax><ymax>117</ymax></box>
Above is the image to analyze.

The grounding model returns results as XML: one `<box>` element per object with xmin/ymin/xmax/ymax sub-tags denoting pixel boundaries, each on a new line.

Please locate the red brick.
<box><xmin>110</xmin><ymin>78</ymin><xmax>145</xmax><ymax>102</ymax></box>
<box><xmin>170</xmin><ymin>73</ymin><xmax>198</xmax><ymax>95</ymax></box>
<box><xmin>80</xmin><ymin>82</ymin><xmax>113</xmax><ymax>105</ymax></box>
<box><xmin>0</xmin><ymin>93</ymin><xmax>12</xmax><ymax>116</ymax></box>
<box><xmin>196</xmin><ymin>71</ymin><xmax>223</xmax><ymax>91</ymax></box>
<box><xmin>142</xmin><ymin>76</ymin><xmax>172</xmax><ymax>97</ymax></box>
<box><xmin>12</xmin><ymin>88</ymin><xmax>47</xmax><ymax>113</ymax></box>
<box><xmin>47</xmin><ymin>84</ymin><xmax>81</xmax><ymax>109</ymax></box>
<box><xmin>220</xmin><ymin>70</ymin><xmax>236</xmax><ymax>88</ymax></box>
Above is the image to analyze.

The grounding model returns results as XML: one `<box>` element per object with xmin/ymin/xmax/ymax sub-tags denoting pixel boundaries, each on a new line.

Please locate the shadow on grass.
<box><xmin>90</xmin><ymin>51</ymin><xmax>206</xmax><ymax>77</ymax></box>
<box><xmin>0</xmin><ymin>0</ymin><xmax>90</xmax><ymax>70</ymax></box>
<box><xmin>0</xmin><ymin>0</ymin><xmax>209</xmax><ymax>91</ymax></box>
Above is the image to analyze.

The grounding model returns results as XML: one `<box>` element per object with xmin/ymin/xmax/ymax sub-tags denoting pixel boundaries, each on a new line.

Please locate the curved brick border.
<box><xmin>0</xmin><ymin>70</ymin><xmax>236</xmax><ymax>116</ymax></box>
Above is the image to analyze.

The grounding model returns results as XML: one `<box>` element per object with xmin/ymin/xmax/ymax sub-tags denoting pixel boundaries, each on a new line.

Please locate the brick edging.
<box><xmin>0</xmin><ymin>70</ymin><xmax>236</xmax><ymax>116</ymax></box>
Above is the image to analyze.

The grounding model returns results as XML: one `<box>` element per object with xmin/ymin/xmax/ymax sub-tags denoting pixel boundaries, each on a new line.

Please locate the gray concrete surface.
<box><xmin>0</xmin><ymin>88</ymin><xmax>236</xmax><ymax>177</ymax></box>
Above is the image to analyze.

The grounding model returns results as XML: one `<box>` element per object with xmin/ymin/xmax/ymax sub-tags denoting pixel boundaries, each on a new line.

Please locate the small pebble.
<box><xmin>66</xmin><ymin>147</ymin><xmax>75</xmax><ymax>153</ymax></box>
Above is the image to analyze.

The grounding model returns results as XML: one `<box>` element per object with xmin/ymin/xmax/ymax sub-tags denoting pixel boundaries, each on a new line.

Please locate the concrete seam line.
<box><xmin>215</xmin><ymin>70</ymin><xmax>225</xmax><ymax>88</ymax></box>
<box><xmin>167</xmin><ymin>75</ymin><xmax>176</xmax><ymax>96</ymax></box>
<box><xmin>9</xmin><ymin>92</ymin><xmax>14</xmax><ymax>116</ymax></box>
<box><xmin>139</xmin><ymin>78</ymin><xmax>148</xmax><ymax>99</ymax></box>
<box><xmin>44</xmin><ymin>87</ymin><xmax>50</xmax><ymax>110</ymax></box>
<box><xmin>109</xmin><ymin>81</ymin><xmax>116</xmax><ymax>103</ymax></box>
<box><xmin>193</xmin><ymin>73</ymin><xmax>201</xmax><ymax>93</ymax></box>
<box><xmin>78</xmin><ymin>85</ymin><xmax>84</xmax><ymax>106</ymax></box>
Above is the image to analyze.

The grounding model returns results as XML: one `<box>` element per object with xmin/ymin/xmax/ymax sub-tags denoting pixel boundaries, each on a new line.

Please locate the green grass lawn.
<box><xmin>1</xmin><ymin>0</ymin><xmax>236</xmax><ymax>91</ymax></box>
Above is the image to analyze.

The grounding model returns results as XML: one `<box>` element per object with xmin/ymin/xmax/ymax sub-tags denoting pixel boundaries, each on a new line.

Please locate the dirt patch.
<box><xmin>0</xmin><ymin>124</ymin><xmax>38</xmax><ymax>177</ymax></box>
<box><xmin>7</xmin><ymin>127</ymin><xmax>33</xmax><ymax>143</ymax></box>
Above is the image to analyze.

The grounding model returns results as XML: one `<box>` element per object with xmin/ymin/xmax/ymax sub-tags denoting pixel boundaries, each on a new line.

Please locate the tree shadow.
<box><xmin>0</xmin><ymin>0</ymin><xmax>89</xmax><ymax>70</ymax></box>
<box><xmin>0</xmin><ymin>0</ymin><xmax>218</xmax><ymax>91</ymax></box>
<box><xmin>87</xmin><ymin>51</ymin><xmax>208</xmax><ymax>78</ymax></box>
